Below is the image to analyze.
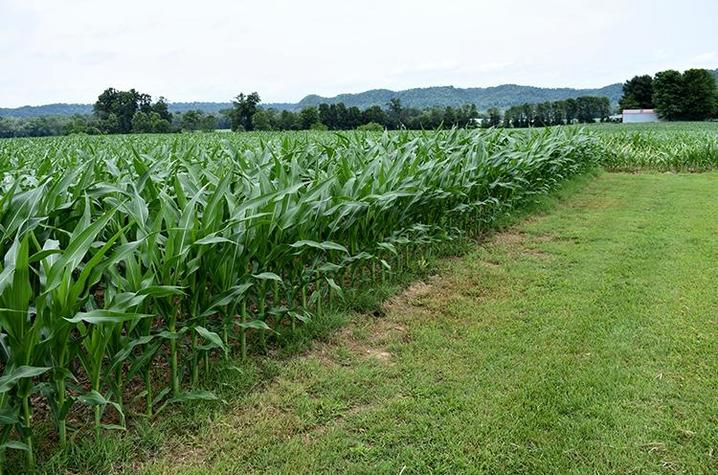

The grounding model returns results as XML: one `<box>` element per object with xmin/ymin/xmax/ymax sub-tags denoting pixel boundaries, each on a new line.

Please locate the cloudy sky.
<box><xmin>1</xmin><ymin>0</ymin><xmax>716</xmax><ymax>107</ymax></box>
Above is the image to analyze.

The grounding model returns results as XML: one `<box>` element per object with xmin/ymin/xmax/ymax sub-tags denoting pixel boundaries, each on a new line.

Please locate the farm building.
<box><xmin>622</xmin><ymin>109</ymin><xmax>659</xmax><ymax>123</ymax></box>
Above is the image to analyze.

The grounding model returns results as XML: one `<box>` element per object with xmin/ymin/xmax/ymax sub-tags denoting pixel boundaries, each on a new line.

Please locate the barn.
<box><xmin>622</xmin><ymin>109</ymin><xmax>659</xmax><ymax>123</ymax></box>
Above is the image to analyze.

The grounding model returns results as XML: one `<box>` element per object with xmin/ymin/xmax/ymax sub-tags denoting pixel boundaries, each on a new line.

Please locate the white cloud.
<box><xmin>1</xmin><ymin>0</ymin><xmax>717</xmax><ymax>107</ymax></box>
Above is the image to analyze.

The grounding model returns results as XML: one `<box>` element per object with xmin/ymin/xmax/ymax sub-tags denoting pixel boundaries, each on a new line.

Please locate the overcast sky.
<box><xmin>1</xmin><ymin>0</ymin><xmax>717</xmax><ymax>107</ymax></box>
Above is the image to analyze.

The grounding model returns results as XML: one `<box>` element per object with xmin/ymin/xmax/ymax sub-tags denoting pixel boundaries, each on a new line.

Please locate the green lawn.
<box><xmin>78</xmin><ymin>172</ymin><xmax>718</xmax><ymax>474</ymax></box>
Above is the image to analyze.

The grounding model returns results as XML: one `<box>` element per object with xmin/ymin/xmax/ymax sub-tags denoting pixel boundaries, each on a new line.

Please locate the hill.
<box><xmin>294</xmin><ymin>83</ymin><xmax>624</xmax><ymax>110</ymax></box>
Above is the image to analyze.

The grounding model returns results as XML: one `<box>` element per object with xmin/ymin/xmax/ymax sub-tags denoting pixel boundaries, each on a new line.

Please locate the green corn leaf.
<box><xmin>194</xmin><ymin>326</ymin><xmax>226</xmax><ymax>351</ymax></box>
<box><xmin>66</xmin><ymin>310</ymin><xmax>152</xmax><ymax>324</ymax></box>
<box><xmin>0</xmin><ymin>366</ymin><xmax>51</xmax><ymax>393</ymax></box>
<box><xmin>252</xmin><ymin>272</ymin><xmax>283</xmax><ymax>282</ymax></box>
<box><xmin>0</xmin><ymin>440</ymin><xmax>30</xmax><ymax>452</ymax></box>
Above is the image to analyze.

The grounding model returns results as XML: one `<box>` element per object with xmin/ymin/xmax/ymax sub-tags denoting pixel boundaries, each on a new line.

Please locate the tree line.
<box><xmin>0</xmin><ymin>89</ymin><xmax>484</xmax><ymax>137</ymax></box>
<box><xmin>619</xmin><ymin>68</ymin><xmax>718</xmax><ymax>120</ymax></box>
<box><xmin>226</xmin><ymin>94</ymin><xmax>480</xmax><ymax>131</ymax></box>
<box><xmin>499</xmin><ymin>96</ymin><xmax>611</xmax><ymax>128</ymax></box>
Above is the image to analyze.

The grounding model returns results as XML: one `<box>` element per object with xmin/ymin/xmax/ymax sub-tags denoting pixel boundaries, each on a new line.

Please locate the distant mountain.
<box><xmin>0</xmin><ymin>103</ymin><xmax>94</xmax><ymax>118</ymax></box>
<box><xmin>3</xmin><ymin>70</ymin><xmax>716</xmax><ymax>118</ymax></box>
<box><xmin>293</xmin><ymin>84</ymin><xmax>624</xmax><ymax>110</ymax></box>
<box><xmin>0</xmin><ymin>102</ymin><xmax>233</xmax><ymax>118</ymax></box>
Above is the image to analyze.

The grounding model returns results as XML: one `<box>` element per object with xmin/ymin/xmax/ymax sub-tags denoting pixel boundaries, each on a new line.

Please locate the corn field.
<box><xmin>0</xmin><ymin>127</ymin><xmax>599</xmax><ymax>471</ymax></box>
<box><xmin>596</xmin><ymin>122</ymin><xmax>718</xmax><ymax>171</ymax></box>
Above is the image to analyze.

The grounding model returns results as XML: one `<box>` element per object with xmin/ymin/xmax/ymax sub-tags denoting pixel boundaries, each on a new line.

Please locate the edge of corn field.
<box><xmin>25</xmin><ymin>169</ymin><xmax>602</xmax><ymax>475</ymax></box>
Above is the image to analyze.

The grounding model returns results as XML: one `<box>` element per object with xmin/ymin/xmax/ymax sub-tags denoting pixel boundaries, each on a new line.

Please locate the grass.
<box><xmin>38</xmin><ymin>170</ymin><xmax>718</xmax><ymax>474</ymax></box>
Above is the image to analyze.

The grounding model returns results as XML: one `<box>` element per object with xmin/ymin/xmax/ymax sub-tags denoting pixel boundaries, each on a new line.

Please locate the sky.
<box><xmin>1</xmin><ymin>0</ymin><xmax>717</xmax><ymax>107</ymax></box>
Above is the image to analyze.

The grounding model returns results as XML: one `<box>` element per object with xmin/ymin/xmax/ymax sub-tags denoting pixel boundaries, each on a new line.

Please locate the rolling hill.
<box><xmin>293</xmin><ymin>83</ymin><xmax>624</xmax><ymax>110</ymax></box>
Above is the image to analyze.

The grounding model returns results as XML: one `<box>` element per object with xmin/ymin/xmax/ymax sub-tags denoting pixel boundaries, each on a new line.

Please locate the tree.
<box><xmin>363</xmin><ymin>106</ymin><xmax>387</xmax><ymax>127</ymax></box>
<box><xmin>653</xmin><ymin>70</ymin><xmax>685</xmax><ymax>121</ymax></box>
<box><xmin>455</xmin><ymin>104</ymin><xmax>479</xmax><ymax>127</ymax></box>
<box><xmin>681</xmin><ymin>68</ymin><xmax>717</xmax><ymax>120</ymax></box>
<box><xmin>345</xmin><ymin>106</ymin><xmax>363</xmax><ymax>129</ymax></box>
<box><xmin>150</xmin><ymin>113</ymin><xmax>172</xmax><ymax>133</ymax></box>
<box><xmin>251</xmin><ymin>110</ymin><xmax>273</xmax><ymax>131</ymax></box>
<box><xmin>564</xmin><ymin>98</ymin><xmax>577</xmax><ymax>124</ymax></box>
<box><xmin>299</xmin><ymin>107</ymin><xmax>320</xmax><ymax>129</ymax></box>
<box><xmin>278</xmin><ymin>110</ymin><xmax>299</xmax><ymax>130</ymax></box>
<box><xmin>178</xmin><ymin>110</ymin><xmax>216</xmax><ymax>132</ymax></box>
<box><xmin>228</xmin><ymin>92</ymin><xmax>261</xmax><ymax>131</ymax></box>
<box><xmin>132</xmin><ymin>111</ymin><xmax>171</xmax><ymax>133</ymax></box>
<box><xmin>131</xmin><ymin>111</ymin><xmax>153</xmax><ymax>133</ymax></box>
<box><xmin>619</xmin><ymin>75</ymin><xmax>654</xmax><ymax>110</ymax></box>
<box><xmin>576</xmin><ymin>96</ymin><xmax>598</xmax><ymax>123</ymax></box>
<box><xmin>93</xmin><ymin>88</ymin><xmax>169</xmax><ymax>134</ymax></box>
<box><xmin>486</xmin><ymin>107</ymin><xmax>502</xmax><ymax>127</ymax></box>
<box><xmin>356</xmin><ymin>122</ymin><xmax>384</xmax><ymax>132</ymax></box>
<box><xmin>387</xmin><ymin>98</ymin><xmax>404</xmax><ymax>128</ymax></box>
<box><xmin>151</xmin><ymin>97</ymin><xmax>173</xmax><ymax>122</ymax></box>
<box><xmin>534</xmin><ymin>102</ymin><xmax>551</xmax><ymax>127</ymax></box>
<box><xmin>318</xmin><ymin>103</ymin><xmax>338</xmax><ymax>129</ymax></box>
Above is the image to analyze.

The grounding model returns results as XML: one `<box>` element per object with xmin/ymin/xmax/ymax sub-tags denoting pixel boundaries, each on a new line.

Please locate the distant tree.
<box><xmin>177</xmin><ymin>110</ymin><xmax>215</xmax><ymax>132</ymax></box>
<box><xmin>94</xmin><ymin>87</ymin><xmax>169</xmax><ymax>134</ymax></box>
<box><xmin>653</xmin><ymin>70</ymin><xmax>685</xmax><ymax>121</ymax></box>
<box><xmin>334</xmin><ymin>103</ymin><xmax>350</xmax><ymax>129</ymax></box>
<box><xmin>299</xmin><ymin>107</ymin><xmax>320</xmax><ymax>129</ymax></box>
<box><xmin>455</xmin><ymin>104</ymin><xmax>479</xmax><ymax>127</ymax></box>
<box><xmin>575</xmin><ymin>97</ymin><xmax>595</xmax><ymax>123</ymax></box>
<box><xmin>619</xmin><ymin>75</ymin><xmax>654</xmax><ymax>110</ymax></box>
<box><xmin>595</xmin><ymin>96</ymin><xmax>610</xmax><ymax>121</ymax></box>
<box><xmin>102</xmin><ymin>113</ymin><xmax>120</xmax><ymax>134</ymax></box>
<box><xmin>131</xmin><ymin>111</ymin><xmax>153</xmax><ymax>133</ymax></box>
<box><xmin>681</xmin><ymin>68</ymin><xmax>717</xmax><ymax>120</ymax></box>
<box><xmin>228</xmin><ymin>92</ymin><xmax>261</xmax><ymax>131</ymax></box>
<box><xmin>310</xmin><ymin>121</ymin><xmax>328</xmax><ymax>131</ymax></box>
<box><xmin>278</xmin><ymin>110</ymin><xmax>299</xmax><ymax>130</ymax></box>
<box><xmin>132</xmin><ymin>111</ymin><xmax>171</xmax><ymax>133</ymax></box>
<box><xmin>179</xmin><ymin>110</ymin><xmax>201</xmax><ymax>131</ymax></box>
<box><xmin>551</xmin><ymin>101</ymin><xmax>566</xmax><ymax>125</ymax></box>
<box><xmin>363</xmin><ymin>106</ymin><xmax>387</xmax><ymax>126</ymax></box>
<box><xmin>521</xmin><ymin>103</ymin><xmax>534</xmax><ymax>127</ymax></box>
<box><xmin>564</xmin><ymin>98</ymin><xmax>577</xmax><ymax>123</ymax></box>
<box><xmin>318</xmin><ymin>103</ymin><xmax>338</xmax><ymax>129</ymax></box>
<box><xmin>151</xmin><ymin>97</ymin><xmax>173</xmax><ymax>122</ymax></box>
<box><xmin>64</xmin><ymin>114</ymin><xmax>101</xmax><ymax>135</ymax></box>
<box><xmin>345</xmin><ymin>106</ymin><xmax>363</xmax><ymax>129</ymax></box>
<box><xmin>150</xmin><ymin>112</ymin><xmax>172</xmax><ymax>133</ymax></box>
<box><xmin>251</xmin><ymin>110</ymin><xmax>273</xmax><ymax>131</ymax></box>
<box><xmin>486</xmin><ymin>107</ymin><xmax>502</xmax><ymax>127</ymax></box>
<box><xmin>534</xmin><ymin>102</ymin><xmax>551</xmax><ymax>127</ymax></box>
<box><xmin>356</xmin><ymin>122</ymin><xmax>384</xmax><ymax>132</ymax></box>
<box><xmin>387</xmin><ymin>98</ymin><xmax>404</xmax><ymax>128</ymax></box>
